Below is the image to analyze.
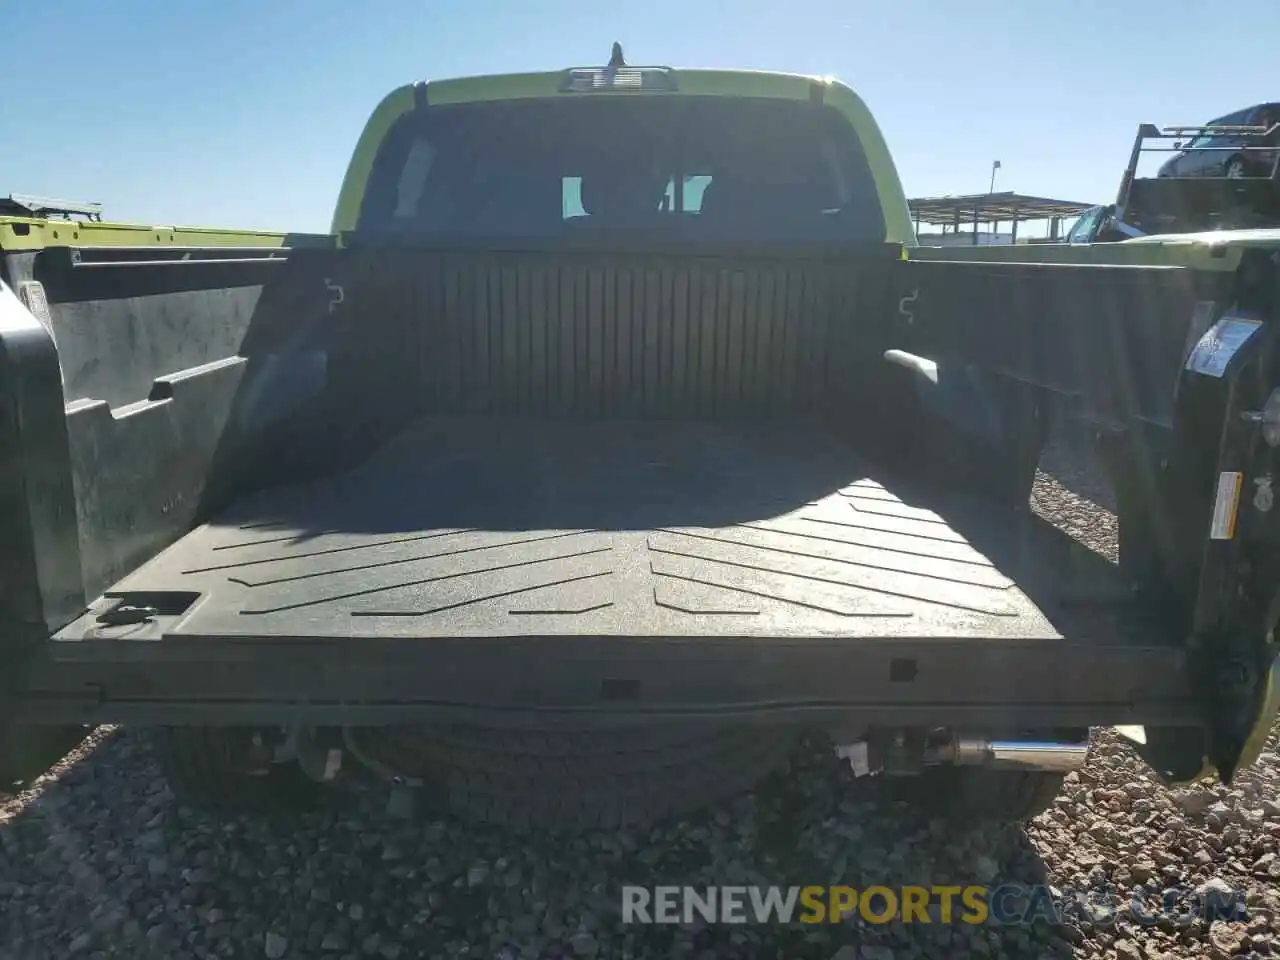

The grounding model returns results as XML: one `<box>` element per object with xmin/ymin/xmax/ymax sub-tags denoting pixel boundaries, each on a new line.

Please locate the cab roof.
<box><xmin>330</xmin><ymin>61</ymin><xmax>914</xmax><ymax>244</ymax></box>
<box><xmin>424</xmin><ymin>66</ymin><xmax>834</xmax><ymax>105</ymax></box>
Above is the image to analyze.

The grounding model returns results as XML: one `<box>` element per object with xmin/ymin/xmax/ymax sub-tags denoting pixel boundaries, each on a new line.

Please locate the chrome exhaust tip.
<box><xmin>952</xmin><ymin>739</ymin><xmax>1089</xmax><ymax>772</ymax></box>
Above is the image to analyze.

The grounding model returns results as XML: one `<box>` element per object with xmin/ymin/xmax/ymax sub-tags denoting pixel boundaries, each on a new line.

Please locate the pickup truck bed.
<box><xmin>5</xmin><ymin>64</ymin><xmax>1276</xmax><ymax>817</ymax></box>
<box><xmin>27</xmin><ymin>416</ymin><xmax>1192</xmax><ymax>733</ymax></box>
<box><xmin>61</xmin><ymin>416</ymin><xmax>1134</xmax><ymax>642</ymax></box>
<box><xmin>2</xmin><ymin>239</ymin><xmax>1211</xmax><ymax>737</ymax></box>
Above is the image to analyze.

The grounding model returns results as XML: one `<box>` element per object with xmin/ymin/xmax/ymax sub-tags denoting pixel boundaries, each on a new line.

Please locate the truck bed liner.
<box><xmin>58</xmin><ymin>418</ymin><xmax>1154</xmax><ymax>645</ymax></box>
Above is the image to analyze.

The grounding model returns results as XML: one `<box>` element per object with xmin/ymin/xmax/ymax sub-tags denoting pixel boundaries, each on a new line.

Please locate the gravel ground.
<box><xmin>3</xmin><ymin>442</ymin><xmax>1278</xmax><ymax>960</ymax></box>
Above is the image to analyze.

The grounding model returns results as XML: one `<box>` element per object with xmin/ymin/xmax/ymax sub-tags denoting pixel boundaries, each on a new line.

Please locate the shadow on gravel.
<box><xmin>0</xmin><ymin>729</ymin><xmax>1081</xmax><ymax>960</ymax></box>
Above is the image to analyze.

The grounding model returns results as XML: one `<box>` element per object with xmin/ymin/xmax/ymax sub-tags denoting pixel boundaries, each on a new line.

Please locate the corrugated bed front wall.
<box><xmin>329</xmin><ymin>247</ymin><xmax>893</xmax><ymax>420</ymax></box>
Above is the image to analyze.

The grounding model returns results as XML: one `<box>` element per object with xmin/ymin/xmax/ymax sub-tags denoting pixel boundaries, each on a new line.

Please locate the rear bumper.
<box><xmin>12</xmin><ymin>634</ymin><xmax>1199</xmax><ymax>730</ymax></box>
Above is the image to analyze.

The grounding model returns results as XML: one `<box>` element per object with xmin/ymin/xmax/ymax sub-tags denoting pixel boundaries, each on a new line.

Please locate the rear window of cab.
<box><xmin>357</xmin><ymin>96</ymin><xmax>886</xmax><ymax>243</ymax></box>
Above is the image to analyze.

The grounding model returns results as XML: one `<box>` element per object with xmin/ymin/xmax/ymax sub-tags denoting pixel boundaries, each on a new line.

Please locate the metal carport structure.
<box><xmin>908</xmin><ymin>192</ymin><xmax>1095</xmax><ymax>244</ymax></box>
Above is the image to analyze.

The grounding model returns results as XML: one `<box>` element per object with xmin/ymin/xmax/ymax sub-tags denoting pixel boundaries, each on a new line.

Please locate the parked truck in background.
<box><xmin>1050</xmin><ymin>116</ymin><xmax>1280</xmax><ymax>247</ymax></box>
<box><xmin>2</xmin><ymin>51</ymin><xmax>1278</xmax><ymax>828</ymax></box>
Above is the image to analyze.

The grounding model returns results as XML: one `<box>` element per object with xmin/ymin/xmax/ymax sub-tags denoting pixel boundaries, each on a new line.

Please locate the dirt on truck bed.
<box><xmin>58</xmin><ymin>417</ymin><xmax>1155</xmax><ymax>646</ymax></box>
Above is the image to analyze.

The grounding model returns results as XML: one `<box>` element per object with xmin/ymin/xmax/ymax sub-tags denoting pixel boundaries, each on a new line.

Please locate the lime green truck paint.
<box><xmin>330</xmin><ymin>69</ymin><xmax>915</xmax><ymax>245</ymax></box>
<box><xmin>906</xmin><ymin>229</ymin><xmax>1280</xmax><ymax>271</ymax></box>
<box><xmin>1123</xmin><ymin>226</ymin><xmax>1280</xmax><ymax>251</ymax></box>
<box><xmin>906</xmin><ymin>239</ymin><xmax>1240</xmax><ymax>271</ymax></box>
<box><xmin>0</xmin><ymin>215</ymin><xmax>333</xmax><ymax>253</ymax></box>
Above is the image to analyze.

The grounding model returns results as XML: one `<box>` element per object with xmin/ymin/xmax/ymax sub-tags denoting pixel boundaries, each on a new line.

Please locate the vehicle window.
<box><xmin>358</xmin><ymin>97</ymin><xmax>886</xmax><ymax>242</ymax></box>
<box><xmin>680</xmin><ymin>175</ymin><xmax>713</xmax><ymax>213</ymax></box>
<box><xmin>393</xmin><ymin>137</ymin><xmax>437</xmax><ymax>219</ymax></box>
<box><xmin>1067</xmin><ymin>207</ymin><xmax>1099</xmax><ymax>243</ymax></box>
<box><xmin>562</xmin><ymin>177</ymin><xmax>587</xmax><ymax>219</ymax></box>
<box><xmin>651</xmin><ymin>175</ymin><xmax>713</xmax><ymax>214</ymax></box>
<box><xmin>1208</xmin><ymin>109</ymin><xmax>1254</xmax><ymax>146</ymax></box>
<box><xmin>1187</xmin><ymin>111</ymin><xmax>1244</xmax><ymax>148</ymax></box>
<box><xmin>1258</xmin><ymin>106</ymin><xmax>1280</xmax><ymax>143</ymax></box>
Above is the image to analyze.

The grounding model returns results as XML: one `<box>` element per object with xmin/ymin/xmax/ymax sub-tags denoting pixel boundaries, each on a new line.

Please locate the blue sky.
<box><xmin>2</xmin><ymin>0</ymin><xmax>1275</xmax><ymax>233</ymax></box>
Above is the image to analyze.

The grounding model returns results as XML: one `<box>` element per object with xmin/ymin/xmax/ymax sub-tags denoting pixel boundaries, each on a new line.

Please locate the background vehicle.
<box><xmin>1157</xmin><ymin>103</ymin><xmax>1280</xmax><ymax>179</ymax></box>
<box><xmin>3</xmin><ymin>54</ymin><xmax>1278</xmax><ymax>830</ymax></box>
<box><xmin>1057</xmin><ymin>115</ymin><xmax>1280</xmax><ymax>246</ymax></box>
<box><xmin>1064</xmin><ymin>204</ymin><xmax>1106</xmax><ymax>243</ymax></box>
<box><xmin>1063</xmin><ymin>202</ymin><xmax>1147</xmax><ymax>244</ymax></box>
<box><xmin>1106</xmin><ymin>120</ymin><xmax>1280</xmax><ymax>239</ymax></box>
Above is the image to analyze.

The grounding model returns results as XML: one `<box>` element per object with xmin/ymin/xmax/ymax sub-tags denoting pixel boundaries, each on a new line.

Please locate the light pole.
<box><xmin>989</xmin><ymin>160</ymin><xmax>1002</xmax><ymax>194</ymax></box>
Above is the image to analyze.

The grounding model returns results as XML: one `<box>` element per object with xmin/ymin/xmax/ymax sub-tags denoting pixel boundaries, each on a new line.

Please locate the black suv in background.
<box><xmin>1157</xmin><ymin>102</ymin><xmax>1280</xmax><ymax>178</ymax></box>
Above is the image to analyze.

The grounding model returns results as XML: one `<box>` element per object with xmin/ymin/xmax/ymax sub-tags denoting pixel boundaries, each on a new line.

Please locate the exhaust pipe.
<box><xmin>951</xmin><ymin>739</ymin><xmax>1089</xmax><ymax>772</ymax></box>
<box><xmin>833</xmin><ymin>733</ymin><xmax>1091</xmax><ymax>776</ymax></box>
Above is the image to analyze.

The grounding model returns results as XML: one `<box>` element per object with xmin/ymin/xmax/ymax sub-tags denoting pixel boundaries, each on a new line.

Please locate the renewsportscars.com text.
<box><xmin>621</xmin><ymin>884</ymin><xmax>1248</xmax><ymax>927</ymax></box>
